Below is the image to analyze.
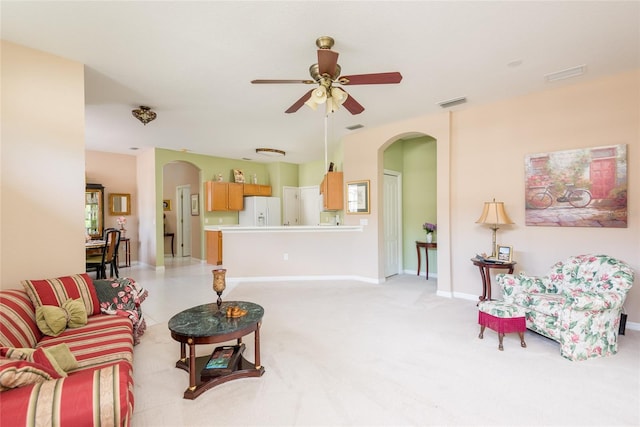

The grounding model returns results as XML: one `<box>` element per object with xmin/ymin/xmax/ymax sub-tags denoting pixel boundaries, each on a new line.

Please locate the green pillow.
<box><xmin>35</xmin><ymin>298</ymin><xmax>87</xmax><ymax>337</ymax></box>
<box><xmin>17</xmin><ymin>344</ymin><xmax>78</xmax><ymax>376</ymax></box>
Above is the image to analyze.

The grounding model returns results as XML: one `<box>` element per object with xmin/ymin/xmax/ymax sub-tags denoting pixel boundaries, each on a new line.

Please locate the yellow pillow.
<box><xmin>35</xmin><ymin>299</ymin><xmax>87</xmax><ymax>337</ymax></box>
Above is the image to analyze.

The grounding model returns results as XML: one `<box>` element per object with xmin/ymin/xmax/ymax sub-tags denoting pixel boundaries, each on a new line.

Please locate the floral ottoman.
<box><xmin>478</xmin><ymin>300</ymin><xmax>527</xmax><ymax>351</ymax></box>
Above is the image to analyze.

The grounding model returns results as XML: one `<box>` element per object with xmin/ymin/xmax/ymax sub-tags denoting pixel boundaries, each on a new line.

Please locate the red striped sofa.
<box><xmin>0</xmin><ymin>274</ymin><xmax>145</xmax><ymax>427</ymax></box>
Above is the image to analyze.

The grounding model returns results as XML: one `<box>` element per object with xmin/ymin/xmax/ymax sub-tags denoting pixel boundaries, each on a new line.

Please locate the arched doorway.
<box><xmin>382</xmin><ymin>135</ymin><xmax>437</xmax><ymax>278</ymax></box>
<box><xmin>162</xmin><ymin>161</ymin><xmax>202</xmax><ymax>264</ymax></box>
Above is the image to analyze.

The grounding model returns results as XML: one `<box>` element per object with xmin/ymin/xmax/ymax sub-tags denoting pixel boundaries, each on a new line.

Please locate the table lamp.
<box><xmin>476</xmin><ymin>198</ymin><xmax>514</xmax><ymax>258</ymax></box>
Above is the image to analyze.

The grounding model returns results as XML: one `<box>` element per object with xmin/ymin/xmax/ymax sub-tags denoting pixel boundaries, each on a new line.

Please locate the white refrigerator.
<box><xmin>239</xmin><ymin>197</ymin><xmax>281</xmax><ymax>226</ymax></box>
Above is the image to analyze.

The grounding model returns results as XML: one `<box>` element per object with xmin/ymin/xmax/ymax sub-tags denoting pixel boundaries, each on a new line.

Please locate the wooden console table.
<box><xmin>118</xmin><ymin>237</ymin><xmax>131</xmax><ymax>268</ymax></box>
<box><xmin>416</xmin><ymin>241</ymin><xmax>437</xmax><ymax>279</ymax></box>
<box><xmin>470</xmin><ymin>258</ymin><xmax>516</xmax><ymax>301</ymax></box>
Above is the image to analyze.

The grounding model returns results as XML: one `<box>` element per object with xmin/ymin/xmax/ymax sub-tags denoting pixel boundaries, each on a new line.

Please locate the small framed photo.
<box><xmin>191</xmin><ymin>194</ymin><xmax>199</xmax><ymax>216</ymax></box>
<box><xmin>497</xmin><ymin>245</ymin><xmax>513</xmax><ymax>263</ymax></box>
<box><xmin>233</xmin><ymin>169</ymin><xmax>245</xmax><ymax>183</ymax></box>
<box><xmin>163</xmin><ymin>199</ymin><xmax>171</xmax><ymax>211</ymax></box>
<box><xmin>346</xmin><ymin>180</ymin><xmax>370</xmax><ymax>214</ymax></box>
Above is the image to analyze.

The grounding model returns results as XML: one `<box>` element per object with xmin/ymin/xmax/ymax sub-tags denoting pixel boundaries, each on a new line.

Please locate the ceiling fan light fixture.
<box><xmin>132</xmin><ymin>105</ymin><xmax>157</xmax><ymax>125</ymax></box>
<box><xmin>256</xmin><ymin>148</ymin><xmax>286</xmax><ymax>157</ymax></box>
<box><xmin>331</xmin><ymin>87</ymin><xmax>348</xmax><ymax>104</ymax></box>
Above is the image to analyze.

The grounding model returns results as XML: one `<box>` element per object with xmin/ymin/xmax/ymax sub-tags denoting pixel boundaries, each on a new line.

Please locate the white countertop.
<box><xmin>204</xmin><ymin>225</ymin><xmax>363</xmax><ymax>233</ymax></box>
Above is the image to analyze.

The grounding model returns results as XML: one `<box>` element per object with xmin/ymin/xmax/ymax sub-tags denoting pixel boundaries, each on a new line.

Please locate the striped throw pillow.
<box><xmin>0</xmin><ymin>289</ymin><xmax>42</xmax><ymax>348</ymax></box>
<box><xmin>22</xmin><ymin>274</ymin><xmax>100</xmax><ymax>317</ymax></box>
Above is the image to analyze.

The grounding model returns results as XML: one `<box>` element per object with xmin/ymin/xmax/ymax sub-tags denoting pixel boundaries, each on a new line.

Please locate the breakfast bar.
<box><xmin>204</xmin><ymin>225</ymin><xmax>366</xmax><ymax>280</ymax></box>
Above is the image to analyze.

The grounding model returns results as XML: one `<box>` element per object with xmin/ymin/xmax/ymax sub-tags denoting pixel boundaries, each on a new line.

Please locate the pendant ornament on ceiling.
<box><xmin>251</xmin><ymin>36</ymin><xmax>402</xmax><ymax>115</ymax></box>
<box><xmin>132</xmin><ymin>106</ymin><xmax>157</xmax><ymax>125</ymax></box>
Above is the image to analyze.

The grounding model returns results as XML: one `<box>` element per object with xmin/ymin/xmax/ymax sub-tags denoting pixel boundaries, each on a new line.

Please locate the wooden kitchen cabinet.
<box><xmin>206</xmin><ymin>231</ymin><xmax>222</xmax><ymax>265</ymax></box>
<box><xmin>320</xmin><ymin>171</ymin><xmax>343</xmax><ymax>210</ymax></box>
<box><xmin>243</xmin><ymin>184</ymin><xmax>272</xmax><ymax>196</ymax></box>
<box><xmin>204</xmin><ymin>182</ymin><xmax>244</xmax><ymax>211</ymax></box>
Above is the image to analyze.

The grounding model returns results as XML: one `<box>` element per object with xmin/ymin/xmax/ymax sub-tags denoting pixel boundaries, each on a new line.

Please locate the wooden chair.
<box><xmin>104</xmin><ymin>228</ymin><xmax>121</xmax><ymax>278</ymax></box>
<box><xmin>86</xmin><ymin>228</ymin><xmax>120</xmax><ymax>279</ymax></box>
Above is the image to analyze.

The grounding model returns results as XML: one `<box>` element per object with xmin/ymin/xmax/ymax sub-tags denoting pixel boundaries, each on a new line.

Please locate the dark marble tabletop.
<box><xmin>168</xmin><ymin>301</ymin><xmax>264</xmax><ymax>338</ymax></box>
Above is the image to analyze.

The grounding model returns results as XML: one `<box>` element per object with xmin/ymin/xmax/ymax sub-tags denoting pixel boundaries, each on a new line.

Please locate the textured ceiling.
<box><xmin>2</xmin><ymin>1</ymin><xmax>639</xmax><ymax>164</ymax></box>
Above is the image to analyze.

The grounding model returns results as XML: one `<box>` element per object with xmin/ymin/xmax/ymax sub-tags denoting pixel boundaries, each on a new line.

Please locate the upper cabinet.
<box><xmin>243</xmin><ymin>184</ymin><xmax>272</xmax><ymax>197</ymax></box>
<box><xmin>85</xmin><ymin>183</ymin><xmax>104</xmax><ymax>238</ymax></box>
<box><xmin>205</xmin><ymin>182</ymin><xmax>244</xmax><ymax>211</ymax></box>
<box><xmin>320</xmin><ymin>171</ymin><xmax>343</xmax><ymax>211</ymax></box>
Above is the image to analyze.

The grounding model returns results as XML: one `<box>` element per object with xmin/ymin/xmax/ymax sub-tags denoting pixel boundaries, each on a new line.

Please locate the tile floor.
<box><xmin>126</xmin><ymin>258</ymin><xmax>640</xmax><ymax>426</ymax></box>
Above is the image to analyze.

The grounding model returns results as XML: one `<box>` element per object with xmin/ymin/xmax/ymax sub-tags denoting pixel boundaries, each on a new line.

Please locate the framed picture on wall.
<box><xmin>163</xmin><ymin>199</ymin><xmax>171</xmax><ymax>211</ymax></box>
<box><xmin>191</xmin><ymin>194</ymin><xmax>199</xmax><ymax>216</ymax></box>
<box><xmin>346</xmin><ymin>180</ymin><xmax>370</xmax><ymax>214</ymax></box>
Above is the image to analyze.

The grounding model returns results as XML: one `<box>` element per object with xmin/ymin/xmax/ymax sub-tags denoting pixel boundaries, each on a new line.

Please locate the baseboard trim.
<box><xmin>229</xmin><ymin>275</ymin><xmax>383</xmax><ymax>284</ymax></box>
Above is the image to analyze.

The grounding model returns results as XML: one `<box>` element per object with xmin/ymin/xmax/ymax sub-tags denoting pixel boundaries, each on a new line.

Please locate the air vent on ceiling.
<box><xmin>437</xmin><ymin>97</ymin><xmax>467</xmax><ymax>108</ymax></box>
<box><xmin>545</xmin><ymin>65</ymin><xmax>586</xmax><ymax>82</ymax></box>
<box><xmin>346</xmin><ymin>124</ymin><xmax>364</xmax><ymax>131</ymax></box>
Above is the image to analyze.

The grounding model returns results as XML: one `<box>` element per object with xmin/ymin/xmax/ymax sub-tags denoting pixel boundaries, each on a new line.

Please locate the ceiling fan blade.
<box><xmin>252</xmin><ymin>79</ymin><xmax>315</xmax><ymax>84</ymax></box>
<box><xmin>285</xmin><ymin>90</ymin><xmax>314</xmax><ymax>114</ymax></box>
<box><xmin>318</xmin><ymin>49</ymin><xmax>339</xmax><ymax>76</ymax></box>
<box><xmin>342</xmin><ymin>94</ymin><xmax>365</xmax><ymax>115</ymax></box>
<box><xmin>338</xmin><ymin>72</ymin><xmax>403</xmax><ymax>85</ymax></box>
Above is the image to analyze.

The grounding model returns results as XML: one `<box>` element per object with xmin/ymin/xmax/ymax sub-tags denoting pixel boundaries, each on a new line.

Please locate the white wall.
<box><xmin>1</xmin><ymin>41</ymin><xmax>85</xmax><ymax>288</ymax></box>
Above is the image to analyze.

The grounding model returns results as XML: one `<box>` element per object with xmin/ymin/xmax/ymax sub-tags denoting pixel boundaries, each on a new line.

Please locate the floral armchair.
<box><xmin>497</xmin><ymin>254</ymin><xmax>634</xmax><ymax>361</ymax></box>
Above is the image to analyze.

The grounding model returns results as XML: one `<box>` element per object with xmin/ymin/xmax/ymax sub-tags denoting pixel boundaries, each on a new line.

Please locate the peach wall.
<box><xmin>452</xmin><ymin>70</ymin><xmax>638</xmax><ymax>320</ymax></box>
<box><xmin>85</xmin><ymin>151</ymin><xmax>138</xmax><ymax>263</ymax></box>
<box><xmin>1</xmin><ymin>41</ymin><xmax>85</xmax><ymax>289</ymax></box>
<box><xmin>343</xmin><ymin>113</ymin><xmax>451</xmax><ymax>286</ymax></box>
<box><xmin>343</xmin><ymin>70</ymin><xmax>639</xmax><ymax>323</ymax></box>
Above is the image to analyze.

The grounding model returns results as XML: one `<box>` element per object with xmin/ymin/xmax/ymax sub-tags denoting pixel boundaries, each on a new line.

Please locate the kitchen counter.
<box><xmin>205</xmin><ymin>225</ymin><xmax>362</xmax><ymax>233</ymax></box>
<box><xmin>204</xmin><ymin>224</ymin><xmax>368</xmax><ymax>281</ymax></box>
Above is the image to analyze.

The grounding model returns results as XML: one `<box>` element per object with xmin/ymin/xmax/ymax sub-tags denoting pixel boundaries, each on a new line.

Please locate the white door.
<box><xmin>383</xmin><ymin>171</ymin><xmax>402</xmax><ymax>277</ymax></box>
<box><xmin>282</xmin><ymin>186</ymin><xmax>300</xmax><ymax>226</ymax></box>
<box><xmin>300</xmin><ymin>186</ymin><xmax>321</xmax><ymax>225</ymax></box>
<box><xmin>176</xmin><ymin>185</ymin><xmax>191</xmax><ymax>257</ymax></box>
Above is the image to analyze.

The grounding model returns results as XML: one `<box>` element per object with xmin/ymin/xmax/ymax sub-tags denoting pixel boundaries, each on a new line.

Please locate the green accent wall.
<box><xmin>384</xmin><ymin>136</ymin><xmax>437</xmax><ymax>274</ymax></box>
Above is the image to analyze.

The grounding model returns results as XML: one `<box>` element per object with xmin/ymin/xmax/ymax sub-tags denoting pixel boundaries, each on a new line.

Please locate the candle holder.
<box><xmin>212</xmin><ymin>269</ymin><xmax>227</xmax><ymax>309</ymax></box>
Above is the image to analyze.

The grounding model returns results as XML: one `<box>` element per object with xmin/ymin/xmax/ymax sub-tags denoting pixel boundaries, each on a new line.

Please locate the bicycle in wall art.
<box><xmin>524</xmin><ymin>144</ymin><xmax>627</xmax><ymax>228</ymax></box>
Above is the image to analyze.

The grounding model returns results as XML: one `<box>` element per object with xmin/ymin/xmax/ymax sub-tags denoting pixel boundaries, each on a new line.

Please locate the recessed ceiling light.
<box><xmin>545</xmin><ymin>65</ymin><xmax>586</xmax><ymax>82</ymax></box>
<box><xmin>256</xmin><ymin>148</ymin><xmax>285</xmax><ymax>157</ymax></box>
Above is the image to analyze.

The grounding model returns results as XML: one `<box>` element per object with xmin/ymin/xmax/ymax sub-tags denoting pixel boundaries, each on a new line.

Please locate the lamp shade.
<box><xmin>311</xmin><ymin>86</ymin><xmax>327</xmax><ymax>104</ymax></box>
<box><xmin>476</xmin><ymin>200</ymin><xmax>513</xmax><ymax>226</ymax></box>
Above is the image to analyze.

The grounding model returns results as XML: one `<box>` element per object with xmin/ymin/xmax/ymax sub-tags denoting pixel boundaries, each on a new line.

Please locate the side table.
<box><xmin>164</xmin><ymin>232</ymin><xmax>175</xmax><ymax>257</ymax></box>
<box><xmin>118</xmin><ymin>237</ymin><xmax>131</xmax><ymax>268</ymax></box>
<box><xmin>416</xmin><ymin>241</ymin><xmax>437</xmax><ymax>279</ymax></box>
<box><xmin>470</xmin><ymin>258</ymin><xmax>516</xmax><ymax>302</ymax></box>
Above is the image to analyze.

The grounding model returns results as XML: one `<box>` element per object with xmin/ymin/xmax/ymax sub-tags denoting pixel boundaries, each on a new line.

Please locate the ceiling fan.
<box><xmin>251</xmin><ymin>36</ymin><xmax>402</xmax><ymax>115</ymax></box>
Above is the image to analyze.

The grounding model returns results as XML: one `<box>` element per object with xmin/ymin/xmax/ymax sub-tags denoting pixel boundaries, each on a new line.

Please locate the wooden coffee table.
<box><xmin>168</xmin><ymin>301</ymin><xmax>265</xmax><ymax>399</ymax></box>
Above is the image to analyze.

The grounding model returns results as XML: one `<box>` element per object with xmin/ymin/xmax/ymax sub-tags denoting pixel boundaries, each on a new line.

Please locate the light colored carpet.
<box><xmin>132</xmin><ymin>275</ymin><xmax>640</xmax><ymax>426</ymax></box>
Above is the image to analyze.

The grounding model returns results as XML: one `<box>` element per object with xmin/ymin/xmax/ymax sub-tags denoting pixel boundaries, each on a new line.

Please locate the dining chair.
<box><xmin>86</xmin><ymin>228</ymin><xmax>120</xmax><ymax>279</ymax></box>
<box><xmin>105</xmin><ymin>228</ymin><xmax>121</xmax><ymax>278</ymax></box>
<box><xmin>86</xmin><ymin>240</ymin><xmax>107</xmax><ymax>279</ymax></box>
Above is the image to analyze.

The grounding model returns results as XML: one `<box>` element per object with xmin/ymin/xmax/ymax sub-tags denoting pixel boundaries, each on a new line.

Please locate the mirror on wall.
<box><xmin>86</xmin><ymin>184</ymin><xmax>104</xmax><ymax>238</ymax></box>
<box><xmin>109</xmin><ymin>193</ymin><xmax>131</xmax><ymax>216</ymax></box>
